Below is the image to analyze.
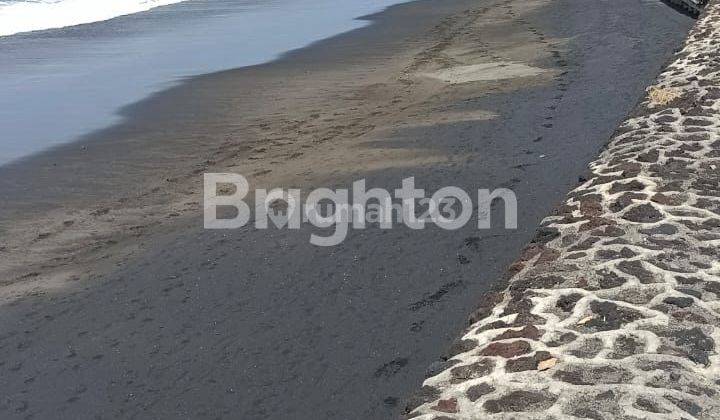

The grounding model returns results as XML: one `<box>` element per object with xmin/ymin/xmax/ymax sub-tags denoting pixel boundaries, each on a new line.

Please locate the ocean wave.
<box><xmin>0</xmin><ymin>0</ymin><xmax>189</xmax><ymax>37</ymax></box>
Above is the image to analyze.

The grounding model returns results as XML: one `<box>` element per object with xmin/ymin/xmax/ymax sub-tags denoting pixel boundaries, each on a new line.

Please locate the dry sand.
<box><xmin>0</xmin><ymin>0</ymin><xmax>695</xmax><ymax>418</ymax></box>
<box><xmin>0</xmin><ymin>0</ymin><xmax>561</xmax><ymax>297</ymax></box>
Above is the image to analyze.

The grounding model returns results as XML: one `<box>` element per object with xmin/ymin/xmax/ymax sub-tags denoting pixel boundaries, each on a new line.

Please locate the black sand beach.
<box><xmin>0</xmin><ymin>0</ymin><xmax>694</xmax><ymax>418</ymax></box>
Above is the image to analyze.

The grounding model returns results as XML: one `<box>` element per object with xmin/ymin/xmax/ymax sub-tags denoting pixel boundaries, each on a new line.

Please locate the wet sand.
<box><xmin>0</xmin><ymin>0</ymin><xmax>694</xmax><ymax>418</ymax></box>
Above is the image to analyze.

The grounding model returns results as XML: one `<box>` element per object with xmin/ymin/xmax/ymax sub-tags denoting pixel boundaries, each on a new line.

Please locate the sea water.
<box><xmin>0</xmin><ymin>0</ymin><xmax>409</xmax><ymax>165</ymax></box>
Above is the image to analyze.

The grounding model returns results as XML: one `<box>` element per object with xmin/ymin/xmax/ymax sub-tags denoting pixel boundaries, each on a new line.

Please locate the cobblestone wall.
<box><xmin>406</xmin><ymin>3</ymin><xmax>720</xmax><ymax>419</ymax></box>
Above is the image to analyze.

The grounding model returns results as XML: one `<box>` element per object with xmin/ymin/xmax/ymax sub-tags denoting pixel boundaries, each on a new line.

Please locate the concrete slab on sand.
<box><xmin>423</xmin><ymin>61</ymin><xmax>548</xmax><ymax>84</ymax></box>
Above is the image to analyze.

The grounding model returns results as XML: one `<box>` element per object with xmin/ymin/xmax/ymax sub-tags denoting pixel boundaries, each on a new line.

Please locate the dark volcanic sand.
<box><xmin>0</xmin><ymin>0</ymin><xmax>694</xmax><ymax>419</ymax></box>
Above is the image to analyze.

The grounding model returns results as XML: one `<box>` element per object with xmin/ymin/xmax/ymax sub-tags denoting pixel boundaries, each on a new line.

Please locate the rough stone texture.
<box><xmin>406</xmin><ymin>3</ymin><xmax>720</xmax><ymax>419</ymax></box>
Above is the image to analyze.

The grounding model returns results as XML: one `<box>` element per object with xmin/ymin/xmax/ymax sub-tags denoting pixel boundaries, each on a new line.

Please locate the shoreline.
<box><xmin>0</xmin><ymin>0</ymin><xmax>414</xmax><ymax>166</ymax></box>
<box><xmin>0</xmin><ymin>0</ymin><xmax>697</xmax><ymax>418</ymax></box>
<box><xmin>0</xmin><ymin>0</ymin><xmax>487</xmax><ymax>292</ymax></box>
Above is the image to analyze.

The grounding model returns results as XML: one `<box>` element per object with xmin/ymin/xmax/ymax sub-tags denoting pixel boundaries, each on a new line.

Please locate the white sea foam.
<box><xmin>0</xmin><ymin>0</ymin><xmax>189</xmax><ymax>36</ymax></box>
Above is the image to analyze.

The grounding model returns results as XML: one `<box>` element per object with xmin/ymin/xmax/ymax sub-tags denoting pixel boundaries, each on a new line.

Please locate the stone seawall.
<box><xmin>406</xmin><ymin>2</ymin><xmax>720</xmax><ymax>419</ymax></box>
